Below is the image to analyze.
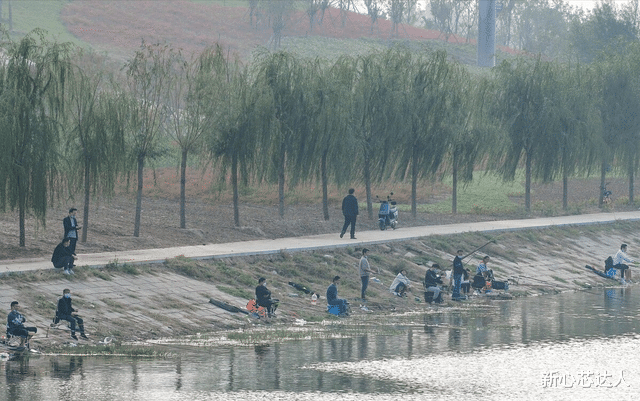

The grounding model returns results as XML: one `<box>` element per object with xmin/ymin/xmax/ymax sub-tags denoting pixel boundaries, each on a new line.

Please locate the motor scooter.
<box><xmin>377</xmin><ymin>192</ymin><xmax>398</xmax><ymax>230</ymax></box>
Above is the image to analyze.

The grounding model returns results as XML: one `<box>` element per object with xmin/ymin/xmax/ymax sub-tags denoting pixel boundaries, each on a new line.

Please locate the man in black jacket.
<box><xmin>56</xmin><ymin>289</ymin><xmax>87</xmax><ymax>340</ymax></box>
<box><xmin>51</xmin><ymin>238</ymin><xmax>78</xmax><ymax>275</ymax></box>
<box><xmin>452</xmin><ymin>249</ymin><xmax>465</xmax><ymax>300</ymax></box>
<box><xmin>424</xmin><ymin>264</ymin><xmax>444</xmax><ymax>303</ymax></box>
<box><xmin>340</xmin><ymin>188</ymin><xmax>359</xmax><ymax>239</ymax></box>
<box><xmin>255</xmin><ymin>277</ymin><xmax>279</xmax><ymax>318</ymax></box>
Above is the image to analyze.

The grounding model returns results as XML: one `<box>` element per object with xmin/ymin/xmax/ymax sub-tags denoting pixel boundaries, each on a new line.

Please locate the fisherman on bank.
<box><xmin>326</xmin><ymin>275</ymin><xmax>349</xmax><ymax>316</ymax></box>
<box><xmin>7</xmin><ymin>301</ymin><xmax>37</xmax><ymax>347</ymax></box>
<box><xmin>424</xmin><ymin>264</ymin><xmax>444</xmax><ymax>303</ymax></box>
<box><xmin>452</xmin><ymin>249</ymin><xmax>465</xmax><ymax>300</ymax></box>
<box><xmin>613</xmin><ymin>243</ymin><xmax>635</xmax><ymax>282</ymax></box>
<box><xmin>56</xmin><ymin>289</ymin><xmax>88</xmax><ymax>341</ymax></box>
<box><xmin>255</xmin><ymin>277</ymin><xmax>279</xmax><ymax>318</ymax></box>
<box><xmin>359</xmin><ymin>248</ymin><xmax>375</xmax><ymax>301</ymax></box>
<box><xmin>389</xmin><ymin>269</ymin><xmax>412</xmax><ymax>297</ymax></box>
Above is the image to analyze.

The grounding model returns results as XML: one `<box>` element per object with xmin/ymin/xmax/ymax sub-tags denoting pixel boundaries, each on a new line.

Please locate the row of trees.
<box><xmin>2</xmin><ymin>28</ymin><xmax>640</xmax><ymax>247</ymax></box>
<box><xmin>245</xmin><ymin>0</ymin><xmax>640</xmax><ymax>63</ymax></box>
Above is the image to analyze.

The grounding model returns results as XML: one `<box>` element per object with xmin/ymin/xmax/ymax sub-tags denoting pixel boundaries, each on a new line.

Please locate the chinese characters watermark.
<box><xmin>542</xmin><ymin>370</ymin><xmax>630</xmax><ymax>388</ymax></box>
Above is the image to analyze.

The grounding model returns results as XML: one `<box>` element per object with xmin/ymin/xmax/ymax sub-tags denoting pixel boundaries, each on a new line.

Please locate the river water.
<box><xmin>1</xmin><ymin>287</ymin><xmax>638</xmax><ymax>400</ymax></box>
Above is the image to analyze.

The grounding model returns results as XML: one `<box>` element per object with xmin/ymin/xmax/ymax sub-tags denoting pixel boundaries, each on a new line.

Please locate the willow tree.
<box><xmin>305</xmin><ymin>56</ymin><xmax>358</xmax><ymax>221</ymax></box>
<box><xmin>555</xmin><ymin>63</ymin><xmax>600</xmax><ymax>210</ymax></box>
<box><xmin>63</xmin><ymin>58</ymin><xmax>128</xmax><ymax>243</ymax></box>
<box><xmin>448</xmin><ymin>75</ymin><xmax>497</xmax><ymax>214</ymax></box>
<box><xmin>602</xmin><ymin>48</ymin><xmax>640</xmax><ymax>205</ymax></box>
<box><xmin>163</xmin><ymin>49</ymin><xmax>210</xmax><ymax>229</ymax></box>
<box><xmin>124</xmin><ymin>42</ymin><xmax>174</xmax><ymax>237</ymax></box>
<box><xmin>494</xmin><ymin>56</ymin><xmax>561</xmax><ymax>212</ymax></box>
<box><xmin>352</xmin><ymin>50</ymin><xmax>404</xmax><ymax>219</ymax></box>
<box><xmin>254</xmin><ymin>51</ymin><xmax>310</xmax><ymax>218</ymax></box>
<box><xmin>395</xmin><ymin>50</ymin><xmax>458</xmax><ymax>219</ymax></box>
<box><xmin>207</xmin><ymin>47</ymin><xmax>257</xmax><ymax>227</ymax></box>
<box><xmin>0</xmin><ymin>30</ymin><xmax>72</xmax><ymax>246</ymax></box>
<box><xmin>596</xmin><ymin>53</ymin><xmax>640</xmax><ymax>206</ymax></box>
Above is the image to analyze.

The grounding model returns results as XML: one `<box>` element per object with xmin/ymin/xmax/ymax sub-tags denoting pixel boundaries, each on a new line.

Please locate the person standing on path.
<box><xmin>359</xmin><ymin>248</ymin><xmax>375</xmax><ymax>301</ymax></box>
<box><xmin>452</xmin><ymin>249</ymin><xmax>465</xmax><ymax>300</ymax></box>
<box><xmin>340</xmin><ymin>188</ymin><xmax>359</xmax><ymax>239</ymax></box>
<box><xmin>63</xmin><ymin>208</ymin><xmax>82</xmax><ymax>254</ymax></box>
<box><xmin>56</xmin><ymin>289</ymin><xmax>88</xmax><ymax>340</ymax></box>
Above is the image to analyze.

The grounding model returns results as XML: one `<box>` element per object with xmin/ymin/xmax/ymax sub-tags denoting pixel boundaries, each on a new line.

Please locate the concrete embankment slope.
<box><xmin>1</xmin><ymin>211</ymin><xmax>638</xmax><ymax>348</ymax></box>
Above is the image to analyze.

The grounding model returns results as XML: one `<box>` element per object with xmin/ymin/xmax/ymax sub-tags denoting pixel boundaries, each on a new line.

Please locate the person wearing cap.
<box><xmin>63</xmin><ymin>208</ymin><xmax>82</xmax><ymax>254</ymax></box>
<box><xmin>51</xmin><ymin>237</ymin><xmax>78</xmax><ymax>275</ymax></box>
<box><xmin>326</xmin><ymin>275</ymin><xmax>348</xmax><ymax>316</ymax></box>
<box><xmin>359</xmin><ymin>248</ymin><xmax>375</xmax><ymax>301</ymax></box>
<box><xmin>255</xmin><ymin>277</ymin><xmax>279</xmax><ymax>317</ymax></box>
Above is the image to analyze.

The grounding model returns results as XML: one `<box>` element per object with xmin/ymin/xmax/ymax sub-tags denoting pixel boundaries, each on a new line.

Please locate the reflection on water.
<box><xmin>1</xmin><ymin>287</ymin><xmax>639</xmax><ymax>400</ymax></box>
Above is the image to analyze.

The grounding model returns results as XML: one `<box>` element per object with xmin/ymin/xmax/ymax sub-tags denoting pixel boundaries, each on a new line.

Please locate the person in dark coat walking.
<box><xmin>51</xmin><ymin>238</ymin><xmax>78</xmax><ymax>275</ymax></box>
<box><xmin>56</xmin><ymin>289</ymin><xmax>87</xmax><ymax>340</ymax></box>
<box><xmin>63</xmin><ymin>208</ymin><xmax>82</xmax><ymax>254</ymax></box>
<box><xmin>340</xmin><ymin>188</ymin><xmax>359</xmax><ymax>239</ymax></box>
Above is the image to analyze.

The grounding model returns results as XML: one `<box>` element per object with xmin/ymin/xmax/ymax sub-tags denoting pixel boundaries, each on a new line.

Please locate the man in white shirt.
<box><xmin>613</xmin><ymin>243</ymin><xmax>635</xmax><ymax>282</ymax></box>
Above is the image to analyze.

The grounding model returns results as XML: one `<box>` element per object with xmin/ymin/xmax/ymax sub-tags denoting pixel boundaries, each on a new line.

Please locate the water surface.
<box><xmin>1</xmin><ymin>287</ymin><xmax>638</xmax><ymax>400</ymax></box>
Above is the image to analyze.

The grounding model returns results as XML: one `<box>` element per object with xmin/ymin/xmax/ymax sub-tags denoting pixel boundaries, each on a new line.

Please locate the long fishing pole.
<box><xmin>461</xmin><ymin>233</ymin><xmax>503</xmax><ymax>262</ymax></box>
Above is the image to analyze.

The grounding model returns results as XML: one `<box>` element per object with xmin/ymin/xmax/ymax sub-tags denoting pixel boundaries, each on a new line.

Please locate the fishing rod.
<box><xmin>461</xmin><ymin>234</ymin><xmax>504</xmax><ymax>262</ymax></box>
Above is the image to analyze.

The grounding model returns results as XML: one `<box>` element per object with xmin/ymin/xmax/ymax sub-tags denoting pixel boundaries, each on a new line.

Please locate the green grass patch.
<box><xmin>216</xmin><ymin>286</ymin><xmax>254</xmax><ymax>300</ymax></box>
<box><xmin>421</xmin><ymin>172</ymin><xmax>524</xmax><ymax>214</ymax></box>
<box><xmin>164</xmin><ymin>256</ymin><xmax>215</xmax><ymax>281</ymax></box>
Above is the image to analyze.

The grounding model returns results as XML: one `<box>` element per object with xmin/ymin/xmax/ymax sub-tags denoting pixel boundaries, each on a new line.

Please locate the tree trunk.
<box><xmin>411</xmin><ymin>147</ymin><xmax>418</xmax><ymax>219</ymax></box>
<box><xmin>562</xmin><ymin>172</ymin><xmax>568</xmax><ymax>211</ymax></box>
<box><xmin>82</xmin><ymin>156</ymin><xmax>90</xmax><ymax>242</ymax></box>
<box><xmin>180</xmin><ymin>149</ymin><xmax>188</xmax><ymax>229</ymax></box>
<box><xmin>19</xmin><ymin>201</ymin><xmax>25</xmax><ymax>248</ymax></box>
<box><xmin>232</xmin><ymin>153</ymin><xmax>240</xmax><ymax>227</ymax></box>
<box><xmin>629</xmin><ymin>156</ymin><xmax>635</xmax><ymax>204</ymax></box>
<box><xmin>364</xmin><ymin>147</ymin><xmax>373</xmax><ymax>220</ymax></box>
<box><xmin>321</xmin><ymin>149</ymin><xmax>329</xmax><ymax>221</ymax></box>
<box><xmin>134</xmin><ymin>155</ymin><xmax>144</xmax><ymax>237</ymax></box>
<box><xmin>452</xmin><ymin>150</ymin><xmax>458</xmax><ymax>214</ymax></box>
<box><xmin>525</xmin><ymin>151</ymin><xmax>531</xmax><ymax>212</ymax></box>
<box><xmin>278</xmin><ymin>144</ymin><xmax>286</xmax><ymax>218</ymax></box>
<box><xmin>599</xmin><ymin>161</ymin><xmax>606</xmax><ymax>208</ymax></box>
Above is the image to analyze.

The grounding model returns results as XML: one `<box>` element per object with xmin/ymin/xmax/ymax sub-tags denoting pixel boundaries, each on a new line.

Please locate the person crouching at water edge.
<box><xmin>326</xmin><ymin>276</ymin><xmax>349</xmax><ymax>316</ymax></box>
<box><xmin>389</xmin><ymin>269</ymin><xmax>412</xmax><ymax>297</ymax></box>
<box><xmin>255</xmin><ymin>277</ymin><xmax>279</xmax><ymax>318</ymax></box>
